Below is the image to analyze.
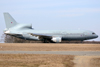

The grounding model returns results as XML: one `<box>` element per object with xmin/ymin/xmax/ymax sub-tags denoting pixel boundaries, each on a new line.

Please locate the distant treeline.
<box><xmin>4</xmin><ymin>34</ymin><xmax>42</xmax><ymax>43</ymax></box>
<box><xmin>4</xmin><ymin>34</ymin><xmax>100</xmax><ymax>44</ymax></box>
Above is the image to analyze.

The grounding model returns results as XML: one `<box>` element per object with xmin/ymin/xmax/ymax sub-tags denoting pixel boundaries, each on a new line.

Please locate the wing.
<box><xmin>29</xmin><ymin>33</ymin><xmax>52</xmax><ymax>39</ymax></box>
<box><xmin>29</xmin><ymin>33</ymin><xmax>62</xmax><ymax>43</ymax></box>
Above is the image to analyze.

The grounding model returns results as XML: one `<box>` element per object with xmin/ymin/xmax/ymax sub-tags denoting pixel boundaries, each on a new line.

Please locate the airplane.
<box><xmin>3</xmin><ymin>13</ymin><xmax>98</xmax><ymax>43</ymax></box>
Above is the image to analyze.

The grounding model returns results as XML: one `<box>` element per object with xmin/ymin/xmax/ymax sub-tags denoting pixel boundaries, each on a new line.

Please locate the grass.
<box><xmin>0</xmin><ymin>54</ymin><xmax>74</xmax><ymax>67</ymax></box>
<box><xmin>90</xmin><ymin>58</ymin><xmax>100</xmax><ymax>67</ymax></box>
<box><xmin>0</xmin><ymin>43</ymin><xmax>100</xmax><ymax>51</ymax></box>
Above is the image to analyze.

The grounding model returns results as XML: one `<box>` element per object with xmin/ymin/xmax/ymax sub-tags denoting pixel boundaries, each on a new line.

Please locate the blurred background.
<box><xmin>0</xmin><ymin>0</ymin><xmax>100</xmax><ymax>43</ymax></box>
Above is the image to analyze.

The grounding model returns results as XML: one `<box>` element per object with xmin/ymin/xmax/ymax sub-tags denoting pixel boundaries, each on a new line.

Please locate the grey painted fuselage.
<box><xmin>5</xmin><ymin>23</ymin><xmax>98</xmax><ymax>41</ymax></box>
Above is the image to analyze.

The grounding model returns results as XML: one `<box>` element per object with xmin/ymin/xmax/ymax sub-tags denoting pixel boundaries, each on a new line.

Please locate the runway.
<box><xmin>0</xmin><ymin>51</ymin><xmax>100</xmax><ymax>56</ymax></box>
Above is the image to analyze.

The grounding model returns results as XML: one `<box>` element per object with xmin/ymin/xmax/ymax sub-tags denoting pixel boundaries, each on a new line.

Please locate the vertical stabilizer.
<box><xmin>4</xmin><ymin>13</ymin><xmax>17</xmax><ymax>29</ymax></box>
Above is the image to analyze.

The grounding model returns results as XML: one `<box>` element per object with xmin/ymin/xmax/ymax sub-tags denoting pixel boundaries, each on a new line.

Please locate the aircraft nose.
<box><xmin>95</xmin><ymin>35</ymin><xmax>98</xmax><ymax>38</ymax></box>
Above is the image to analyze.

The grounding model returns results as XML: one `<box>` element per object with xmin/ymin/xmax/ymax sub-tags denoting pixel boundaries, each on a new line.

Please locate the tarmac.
<box><xmin>0</xmin><ymin>51</ymin><xmax>100</xmax><ymax>56</ymax></box>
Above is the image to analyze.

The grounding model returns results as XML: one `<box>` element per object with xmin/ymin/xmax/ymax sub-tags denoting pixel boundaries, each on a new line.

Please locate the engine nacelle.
<box><xmin>51</xmin><ymin>37</ymin><xmax>62</xmax><ymax>43</ymax></box>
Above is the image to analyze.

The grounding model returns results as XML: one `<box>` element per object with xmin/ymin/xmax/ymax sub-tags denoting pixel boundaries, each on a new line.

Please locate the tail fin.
<box><xmin>4</xmin><ymin>13</ymin><xmax>17</xmax><ymax>29</ymax></box>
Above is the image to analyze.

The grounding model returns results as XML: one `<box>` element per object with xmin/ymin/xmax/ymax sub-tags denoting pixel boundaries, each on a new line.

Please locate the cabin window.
<box><xmin>92</xmin><ymin>33</ymin><xmax>95</xmax><ymax>34</ymax></box>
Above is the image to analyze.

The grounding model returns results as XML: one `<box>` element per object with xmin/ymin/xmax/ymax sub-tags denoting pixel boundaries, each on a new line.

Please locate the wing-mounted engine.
<box><xmin>51</xmin><ymin>37</ymin><xmax>62</xmax><ymax>43</ymax></box>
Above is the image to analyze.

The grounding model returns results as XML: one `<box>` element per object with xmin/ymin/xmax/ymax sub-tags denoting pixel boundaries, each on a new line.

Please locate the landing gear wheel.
<box><xmin>43</xmin><ymin>39</ymin><xmax>50</xmax><ymax>43</ymax></box>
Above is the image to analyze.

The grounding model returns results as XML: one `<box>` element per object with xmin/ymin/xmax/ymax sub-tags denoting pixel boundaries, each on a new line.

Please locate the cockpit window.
<box><xmin>92</xmin><ymin>32</ymin><xmax>95</xmax><ymax>34</ymax></box>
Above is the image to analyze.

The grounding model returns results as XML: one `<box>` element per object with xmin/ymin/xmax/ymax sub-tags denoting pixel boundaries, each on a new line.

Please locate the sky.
<box><xmin>0</xmin><ymin>0</ymin><xmax>100</xmax><ymax>42</ymax></box>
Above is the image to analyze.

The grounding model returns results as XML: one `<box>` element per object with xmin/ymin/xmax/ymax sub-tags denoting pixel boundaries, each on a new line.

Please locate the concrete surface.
<box><xmin>0</xmin><ymin>51</ymin><xmax>100</xmax><ymax>56</ymax></box>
